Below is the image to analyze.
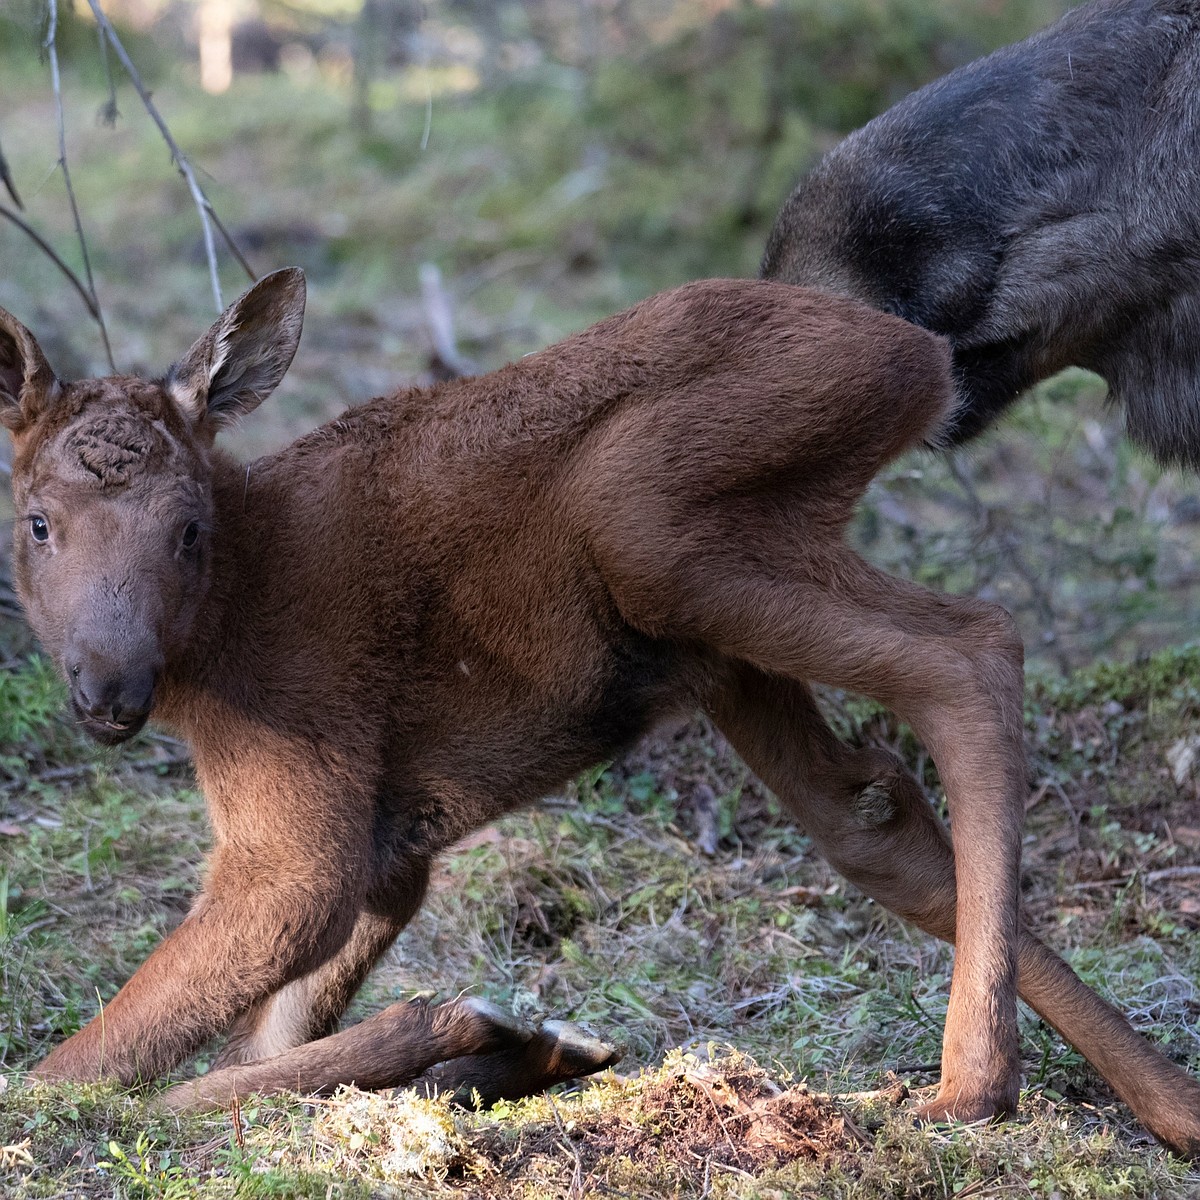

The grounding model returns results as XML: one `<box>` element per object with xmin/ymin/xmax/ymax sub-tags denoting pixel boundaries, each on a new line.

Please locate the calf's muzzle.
<box><xmin>68</xmin><ymin>648</ymin><xmax>160</xmax><ymax>745</ymax></box>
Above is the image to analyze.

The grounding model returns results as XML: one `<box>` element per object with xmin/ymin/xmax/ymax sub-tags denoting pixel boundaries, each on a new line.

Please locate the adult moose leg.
<box><xmin>694</xmin><ymin>549</ymin><xmax>1027</xmax><ymax>1122</ymax></box>
<box><xmin>709</xmin><ymin>663</ymin><xmax>1200</xmax><ymax>1154</ymax></box>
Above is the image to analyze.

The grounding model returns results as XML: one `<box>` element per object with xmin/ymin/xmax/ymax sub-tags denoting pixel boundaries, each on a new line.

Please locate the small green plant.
<box><xmin>0</xmin><ymin>657</ymin><xmax>63</xmax><ymax>745</ymax></box>
<box><xmin>98</xmin><ymin>1132</ymin><xmax>193</xmax><ymax>1200</ymax></box>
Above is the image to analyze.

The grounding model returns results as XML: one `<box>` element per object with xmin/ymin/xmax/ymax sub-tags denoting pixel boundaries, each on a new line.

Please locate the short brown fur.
<box><xmin>3</xmin><ymin>272</ymin><xmax>1199</xmax><ymax>1150</ymax></box>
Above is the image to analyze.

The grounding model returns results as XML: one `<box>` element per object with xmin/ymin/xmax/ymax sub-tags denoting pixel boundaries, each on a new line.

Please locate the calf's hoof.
<box><xmin>451</xmin><ymin>996</ymin><xmax>536</xmax><ymax>1052</ymax></box>
<box><xmin>417</xmin><ymin>1017</ymin><xmax>621</xmax><ymax>1108</ymax></box>
<box><xmin>537</xmin><ymin>1019</ymin><xmax>623</xmax><ymax>1080</ymax></box>
<box><xmin>914</xmin><ymin>1085</ymin><xmax>1016</xmax><ymax>1126</ymax></box>
<box><xmin>1124</xmin><ymin>1096</ymin><xmax>1200</xmax><ymax>1159</ymax></box>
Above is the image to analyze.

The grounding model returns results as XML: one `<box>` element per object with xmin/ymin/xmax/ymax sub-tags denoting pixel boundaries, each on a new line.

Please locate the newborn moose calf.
<box><xmin>3</xmin><ymin>272</ymin><xmax>1199</xmax><ymax>1149</ymax></box>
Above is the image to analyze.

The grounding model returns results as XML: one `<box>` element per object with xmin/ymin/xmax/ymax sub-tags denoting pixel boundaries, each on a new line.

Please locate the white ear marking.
<box><xmin>166</xmin><ymin>268</ymin><xmax>306</xmax><ymax>429</ymax></box>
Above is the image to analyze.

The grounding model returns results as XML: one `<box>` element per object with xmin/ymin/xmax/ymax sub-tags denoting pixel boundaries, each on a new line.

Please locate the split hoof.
<box><xmin>453</xmin><ymin>996</ymin><xmax>536</xmax><ymax>1052</ymax></box>
<box><xmin>416</xmin><ymin>1015</ymin><xmax>621</xmax><ymax>1108</ymax></box>
<box><xmin>538</xmin><ymin>1019</ymin><xmax>623</xmax><ymax>1079</ymax></box>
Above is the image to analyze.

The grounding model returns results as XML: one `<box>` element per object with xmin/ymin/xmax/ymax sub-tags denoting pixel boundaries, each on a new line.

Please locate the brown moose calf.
<box><xmin>3</xmin><ymin>272</ymin><xmax>1199</xmax><ymax>1150</ymax></box>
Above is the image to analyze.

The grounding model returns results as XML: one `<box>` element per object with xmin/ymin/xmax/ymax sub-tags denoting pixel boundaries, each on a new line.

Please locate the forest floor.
<box><xmin>3</xmin><ymin>22</ymin><xmax>1200</xmax><ymax>1199</ymax></box>
<box><xmin>3</xmin><ymin>622</ymin><xmax>1200</xmax><ymax>1197</ymax></box>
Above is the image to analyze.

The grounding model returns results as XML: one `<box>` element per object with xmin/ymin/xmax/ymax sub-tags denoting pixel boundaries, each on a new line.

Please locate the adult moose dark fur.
<box><xmin>3</xmin><ymin>272</ymin><xmax>1200</xmax><ymax>1150</ymax></box>
<box><xmin>762</xmin><ymin>0</ymin><xmax>1200</xmax><ymax>459</ymax></box>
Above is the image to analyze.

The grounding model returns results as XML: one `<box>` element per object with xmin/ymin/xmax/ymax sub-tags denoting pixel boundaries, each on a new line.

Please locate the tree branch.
<box><xmin>83</xmin><ymin>0</ymin><xmax>258</xmax><ymax>311</ymax></box>
<box><xmin>207</xmin><ymin>206</ymin><xmax>258</xmax><ymax>282</ymax></box>
<box><xmin>0</xmin><ymin>203</ymin><xmax>103</xmax><ymax>323</ymax></box>
<box><xmin>95</xmin><ymin>19</ymin><xmax>120</xmax><ymax>127</ymax></box>
<box><xmin>45</xmin><ymin>0</ymin><xmax>116</xmax><ymax>372</ymax></box>
<box><xmin>0</xmin><ymin>135</ymin><xmax>23</xmax><ymax>210</ymax></box>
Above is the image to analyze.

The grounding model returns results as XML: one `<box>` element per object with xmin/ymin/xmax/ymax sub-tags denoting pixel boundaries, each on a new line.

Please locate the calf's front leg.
<box><xmin>161</xmin><ymin>996</ymin><xmax>533</xmax><ymax>1113</ymax></box>
<box><xmin>31</xmin><ymin>838</ymin><xmax>364</xmax><ymax>1086</ymax></box>
<box><xmin>214</xmin><ymin>865</ymin><xmax>432</xmax><ymax>1070</ymax></box>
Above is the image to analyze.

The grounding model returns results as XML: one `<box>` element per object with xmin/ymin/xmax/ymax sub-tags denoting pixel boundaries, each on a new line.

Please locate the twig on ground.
<box><xmin>1072</xmin><ymin>865</ymin><xmax>1200</xmax><ymax>890</ymax></box>
<box><xmin>0</xmin><ymin>751</ymin><xmax>193</xmax><ymax>794</ymax></box>
<box><xmin>547</xmin><ymin>1094</ymin><xmax>586</xmax><ymax>1200</ymax></box>
<box><xmin>1147</xmin><ymin>865</ymin><xmax>1200</xmax><ymax>882</ymax></box>
<box><xmin>420</xmin><ymin>263</ymin><xmax>477</xmax><ymax>380</ymax></box>
<box><xmin>695</xmin><ymin>1154</ymin><xmax>754</xmax><ymax>1180</ymax></box>
<box><xmin>45</xmin><ymin>0</ymin><xmax>116</xmax><ymax>372</ymax></box>
<box><xmin>83</xmin><ymin>0</ymin><xmax>257</xmax><ymax>311</ymax></box>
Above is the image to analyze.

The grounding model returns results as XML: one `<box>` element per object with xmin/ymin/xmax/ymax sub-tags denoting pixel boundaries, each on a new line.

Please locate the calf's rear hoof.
<box><xmin>1139</xmin><ymin>1105</ymin><xmax>1200</xmax><ymax>1159</ymax></box>
<box><xmin>914</xmin><ymin>1087</ymin><xmax>1015</xmax><ymax>1126</ymax></box>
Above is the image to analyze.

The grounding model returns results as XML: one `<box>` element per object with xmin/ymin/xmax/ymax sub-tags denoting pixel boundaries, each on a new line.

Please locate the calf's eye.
<box><xmin>30</xmin><ymin>515</ymin><xmax>49</xmax><ymax>543</ymax></box>
<box><xmin>181</xmin><ymin>521</ymin><xmax>200</xmax><ymax>549</ymax></box>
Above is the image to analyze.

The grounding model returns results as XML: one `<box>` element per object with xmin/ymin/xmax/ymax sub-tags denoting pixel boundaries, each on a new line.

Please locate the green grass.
<box><xmin>2</xmin><ymin>639</ymin><xmax>1200</xmax><ymax>1196</ymax></box>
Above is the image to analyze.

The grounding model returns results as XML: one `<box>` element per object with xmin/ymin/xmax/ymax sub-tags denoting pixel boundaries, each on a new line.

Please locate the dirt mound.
<box><xmin>626</xmin><ymin>1059</ymin><xmax>854</xmax><ymax>1166</ymax></box>
<box><xmin>482</xmin><ymin>1052</ymin><xmax>859</xmax><ymax>1193</ymax></box>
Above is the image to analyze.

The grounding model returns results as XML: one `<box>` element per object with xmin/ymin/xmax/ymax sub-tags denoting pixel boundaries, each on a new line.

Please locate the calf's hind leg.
<box><xmin>691</xmin><ymin>550</ymin><xmax>1027</xmax><ymax>1122</ymax></box>
<box><xmin>709</xmin><ymin>663</ymin><xmax>1200</xmax><ymax>1155</ymax></box>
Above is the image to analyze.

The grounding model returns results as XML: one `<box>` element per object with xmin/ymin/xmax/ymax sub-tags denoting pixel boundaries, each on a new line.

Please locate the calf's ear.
<box><xmin>0</xmin><ymin>307</ymin><xmax>59</xmax><ymax>436</ymax></box>
<box><xmin>168</xmin><ymin>267</ymin><xmax>306</xmax><ymax>431</ymax></box>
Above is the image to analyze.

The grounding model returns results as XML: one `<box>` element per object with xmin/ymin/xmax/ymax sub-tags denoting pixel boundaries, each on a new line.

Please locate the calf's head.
<box><xmin>0</xmin><ymin>269</ymin><xmax>305</xmax><ymax>744</ymax></box>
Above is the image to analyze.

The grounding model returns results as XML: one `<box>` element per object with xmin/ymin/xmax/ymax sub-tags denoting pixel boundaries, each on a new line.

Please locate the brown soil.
<box><xmin>476</xmin><ymin>1056</ymin><xmax>860</xmax><ymax>1195</ymax></box>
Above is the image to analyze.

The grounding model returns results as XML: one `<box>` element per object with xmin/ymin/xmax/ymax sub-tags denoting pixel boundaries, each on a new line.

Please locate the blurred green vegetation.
<box><xmin>11</xmin><ymin>0</ymin><xmax>1195</xmax><ymax>677</ymax></box>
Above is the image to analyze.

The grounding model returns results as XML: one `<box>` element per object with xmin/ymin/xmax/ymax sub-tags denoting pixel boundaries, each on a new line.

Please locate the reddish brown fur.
<box><xmin>2</xmin><ymin>272</ymin><xmax>1199</xmax><ymax>1149</ymax></box>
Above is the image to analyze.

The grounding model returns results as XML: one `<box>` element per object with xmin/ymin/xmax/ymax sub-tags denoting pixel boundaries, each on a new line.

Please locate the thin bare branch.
<box><xmin>207</xmin><ymin>206</ymin><xmax>258</xmax><ymax>284</ymax></box>
<box><xmin>96</xmin><ymin>20</ymin><xmax>120</xmax><ymax>127</ymax></box>
<box><xmin>83</xmin><ymin>0</ymin><xmax>258</xmax><ymax>310</ymax></box>
<box><xmin>0</xmin><ymin>136</ymin><xmax>23</xmax><ymax>210</ymax></box>
<box><xmin>420</xmin><ymin>263</ymin><xmax>477</xmax><ymax>380</ymax></box>
<box><xmin>45</xmin><ymin>0</ymin><xmax>116</xmax><ymax>372</ymax></box>
<box><xmin>0</xmin><ymin>203</ymin><xmax>102</xmax><ymax>322</ymax></box>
